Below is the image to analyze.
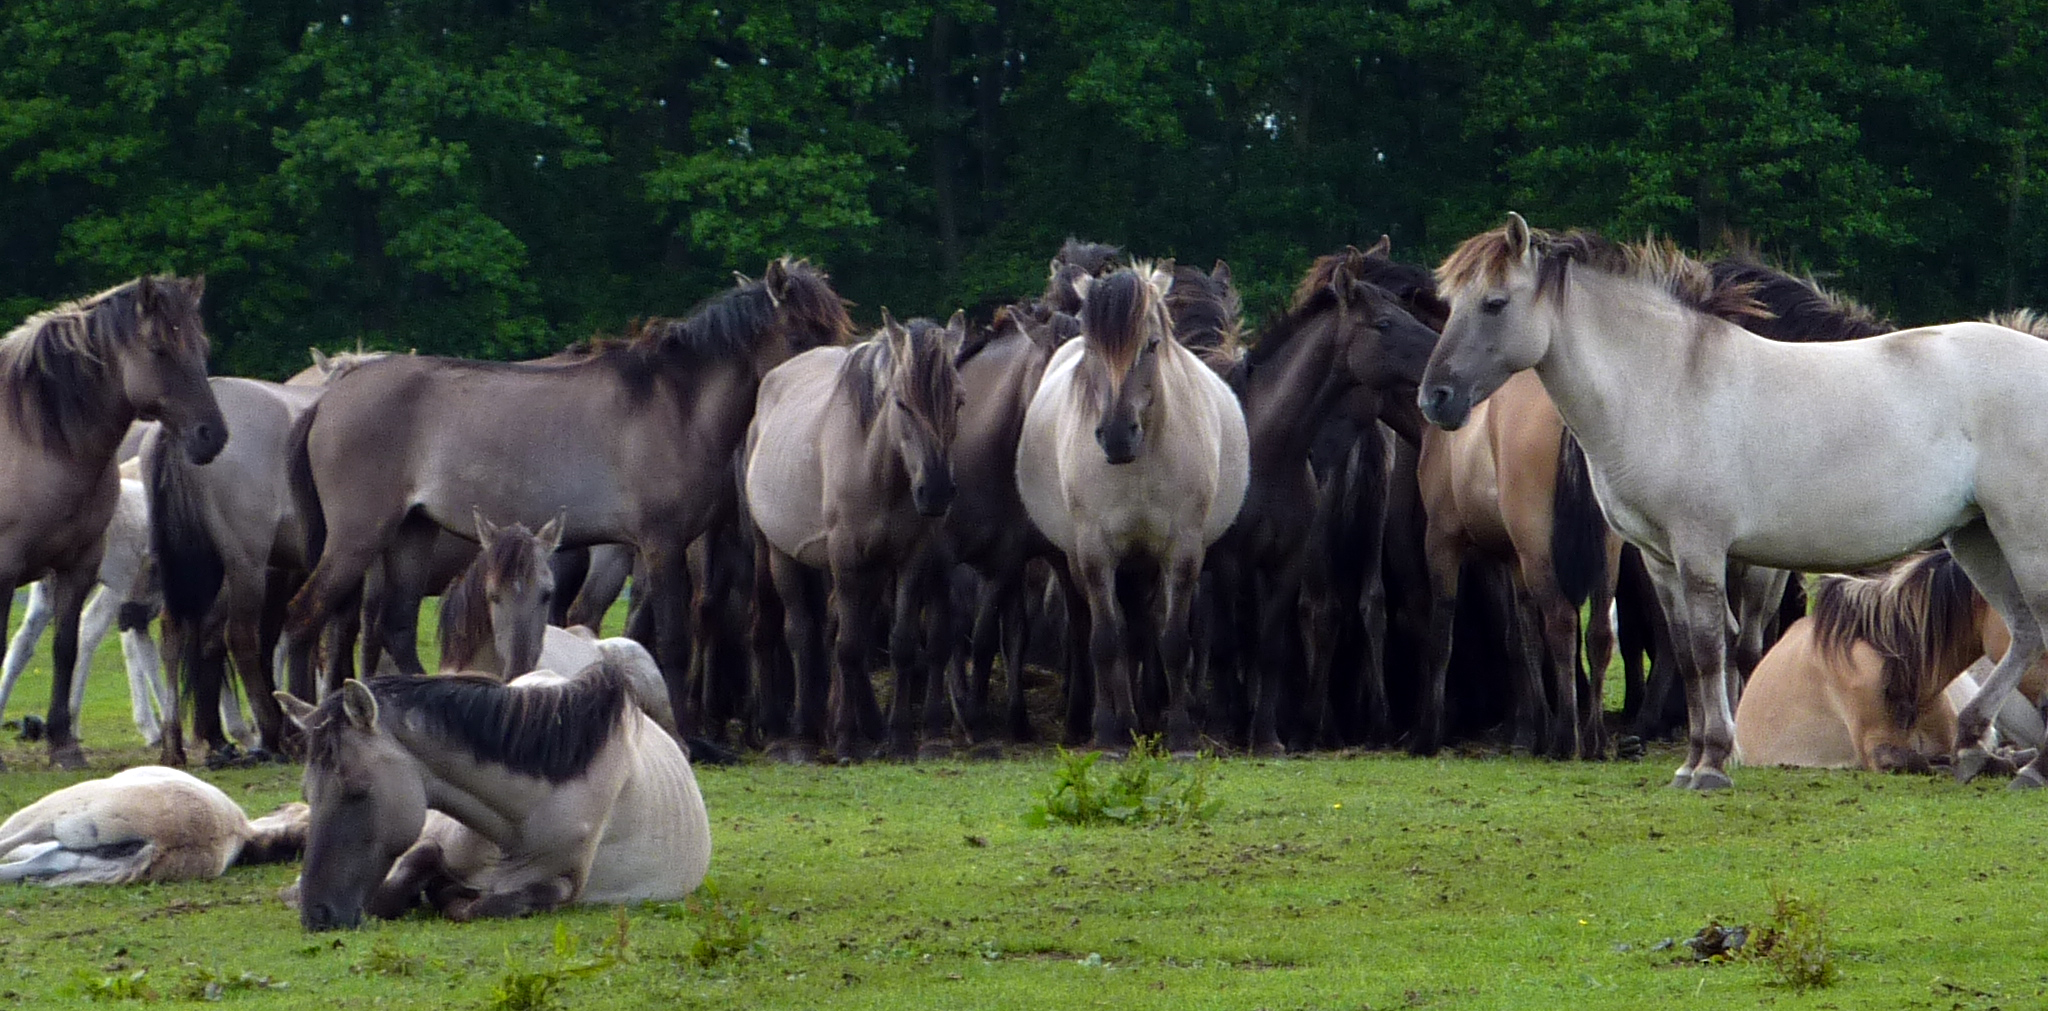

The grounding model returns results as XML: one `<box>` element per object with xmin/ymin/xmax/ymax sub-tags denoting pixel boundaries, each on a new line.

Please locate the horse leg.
<box><xmin>998</xmin><ymin>578</ymin><xmax>1033</xmax><ymax>742</ymax></box>
<box><xmin>1248</xmin><ymin>565</ymin><xmax>1294</xmax><ymax>756</ymax></box>
<box><xmin>1051</xmin><ymin>563</ymin><xmax>1095</xmax><ymax>746</ymax></box>
<box><xmin>189</xmin><ymin>621</ymin><xmax>231</xmax><ymax>760</ymax></box>
<box><xmin>1641</xmin><ymin>548</ymin><xmax>1737</xmax><ymax>790</ymax></box>
<box><xmin>914</xmin><ymin>560</ymin><xmax>956</xmax><ymax>757</ymax></box>
<box><xmin>0</xmin><ymin>580</ymin><xmax>54</xmax><ymax>727</ymax></box>
<box><xmin>1947</xmin><ymin>520</ymin><xmax>2048</xmax><ymax>783</ymax></box>
<box><xmin>636</xmin><ymin>541</ymin><xmax>699</xmax><ymax>741</ymax></box>
<box><xmin>961</xmin><ymin>574</ymin><xmax>1000</xmax><ymax>741</ymax></box>
<box><xmin>1521</xmin><ymin>563</ymin><xmax>1584</xmax><ymax>760</ymax></box>
<box><xmin>1160</xmin><ymin>553</ymin><xmax>1205</xmax><ymax>757</ymax></box>
<box><xmin>1073</xmin><ymin>553</ymin><xmax>1132</xmax><ymax>753</ymax></box>
<box><xmin>884</xmin><ymin>565</ymin><xmax>930</xmax><ymax>759</ymax></box>
<box><xmin>1578</xmin><ymin>538</ymin><xmax>1623</xmax><ymax>758</ymax></box>
<box><xmin>65</xmin><ymin>586</ymin><xmax>113</xmax><ymax>725</ymax></box>
<box><xmin>748</xmin><ymin>536</ymin><xmax>792</xmax><ymax>746</ymax></box>
<box><xmin>442</xmin><ymin>878</ymin><xmax>578</xmax><ymax>923</ymax></box>
<box><xmin>227</xmin><ymin>605</ymin><xmax>285</xmax><ymax>757</ymax></box>
<box><xmin>118</xmin><ymin>610</ymin><xmax>169</xmax><ymax>748</ymax></box>
<box><xmin>829</xmin><ymin>562</ymin><xmax>883</xmax><ymax>760</ymax></box>
<box><xmin>769</xmin><ymin>548</ymin><xmax>829</xmax><ymax>756</ymax></box>
<box><xmin>42</xmin><ymin>563</ymin><xmax>96</xmax><ymax>769</ymax></box>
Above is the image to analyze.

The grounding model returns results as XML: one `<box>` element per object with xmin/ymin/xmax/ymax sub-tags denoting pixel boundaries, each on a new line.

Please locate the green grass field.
<box><xmin>0</xmin><ymin>597</ymin><xmax>2038</xmax><ymax>1009</ymax></box>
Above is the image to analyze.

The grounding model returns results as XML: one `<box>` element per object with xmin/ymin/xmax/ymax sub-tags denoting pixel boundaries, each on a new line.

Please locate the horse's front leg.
<box><xmin>0</xmin><ymin>580</ymin><xmax>55</xmax><ymax>726</ymax></box>
<box><xmin>1641</xmin><ymin>549</ymin><xmax>1736</xmax><ymax>790</ymax></box>
<box><xmin>1072</xmin><ymin>553</ymin><xmax>1131</xmax><ymax>753</ymax></box>
<box><xmin>828</xmin><ymin>559</ymin><xmax>884</xmax><ymax>761</ymax></box>
<box><xmin>1159</xmin><ymin>552</ymin><xmax>1206</xmax><ymax>757</ymax></box>
<box><xmin>884</xmin><ymin>560</ymin><xmax>933</xmax><ymax>760</ymax></box>
<box><xmin>43</xmin><ymin>561</ymin><xmax>98</xmax><ymax>769</ymax></box>
<box><xmin>440</xmin><ymin>877</ymin><xmax>578</xmax><ymax>922</ymax></box>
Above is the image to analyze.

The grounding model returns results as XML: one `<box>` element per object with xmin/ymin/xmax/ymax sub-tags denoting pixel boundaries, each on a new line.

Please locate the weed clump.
<box><xmin>1753</xmin><ymin>885</ymin><xmax>1836</xmax><ymax>991</ymax></box>
<box><xmin>1025</xmin><ymin>735</ymin><xmax>1221</xmax><ymax>828</ymax></box>
<box><xmin>647</xmin><ymin>881</ymin><xmax>769</xmax><ymax>969</ymax></box>
<box><xmin>484</xmin><ymin>920</ymin><xmax>624</xmax><ymax>1011</ymax></box>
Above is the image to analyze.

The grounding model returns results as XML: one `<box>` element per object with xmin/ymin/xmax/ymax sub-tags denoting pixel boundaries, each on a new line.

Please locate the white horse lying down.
<box><xmin>0</xmin><ymin>766</ymin><xmax>305</xmax><ymax>885</ymax></box>
<box><xmin>278</xmin><ymin>663</ymin><xmax>710</xmax><ymax>930</ymax></box>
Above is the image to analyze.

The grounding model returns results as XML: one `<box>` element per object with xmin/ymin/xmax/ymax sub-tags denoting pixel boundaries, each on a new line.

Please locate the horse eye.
<box><xmin>1374</xmin><ymin>318</ymin><xmax>1393</xmax><ymax>331</ymax></box>
<box><xmin>1481</xmin><ymin>295</ymin><xmax>1510</xmax><ymax>314</ymax></box>
<box><xmin>1146</xmin><ymin>337</ymin><xmax>1161</xmax><ymax>351</ymax></box>
<box><xmin>894</xmin><ymin>398</ymin><xmax>911</xmax><ymax>413</ymax></box>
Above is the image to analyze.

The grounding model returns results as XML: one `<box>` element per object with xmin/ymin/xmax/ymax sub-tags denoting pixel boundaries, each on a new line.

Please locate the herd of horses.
<box><xmin>6</xmin><ymin>213</ymin><xmax>2048</xmax><ymax>928</ymax></box>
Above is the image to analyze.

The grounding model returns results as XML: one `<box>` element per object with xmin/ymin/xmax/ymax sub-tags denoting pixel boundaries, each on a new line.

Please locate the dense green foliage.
<box><xmin>3</xmin><ymin>1</ymin><xmax>2044</xmax><ymax>375</ymax></box>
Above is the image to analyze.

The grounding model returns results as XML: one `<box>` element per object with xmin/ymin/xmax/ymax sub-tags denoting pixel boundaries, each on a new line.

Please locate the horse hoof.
<box><xmin>1668</xmin><ymin>770</ymin><xmax>1694</xmax><ymax>789</ymax></box>
<box><xmin>48</xmin><ymin>743</ymin><xmax>86</xmax><ymax>771</ymax></box>
<box><xmin>2008</xmin><ymin>768</ymin><xmax>2047</xmax><ymax>791</ymax></box>
<box><xmin>1688</xmin><ymin>769</ymin><xmax>1733</xmax><ymax>792</ymax></box>
<box><xmin>1954</xmin><ymin>747</ymin><xmax>1992</xmax><ymax>784</ymax></box>
<box><xmin>17</xmin><ymin>715</ymin><xmax>44</xmax><ymax>743</ymax></box>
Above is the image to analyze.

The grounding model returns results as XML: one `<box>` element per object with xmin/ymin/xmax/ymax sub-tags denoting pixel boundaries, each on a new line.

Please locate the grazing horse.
<box><xmin>1017</xmin><ymin>265</ymin><xmax>1250</xmax><ymax>754</ymax></box>
<box><xmin>283</xmin><ymin>259</ymin><xmax>853</xmax><ymax>733</ymax></box>
<box><xmin>1734</xmin><ymin>551</ymin><xmax>2047</xmax><ymax>771</ymax></box>
<box><xmin>278</xmin><ymin>668</ymin><xmax>710</xmax><ymax>929</ymax></box>
<box><xmin>437</xmin><ymin>512</ymin><xmax>680</xmax><ymax>739</ymax></box>
<box><xmin>0</xmin><ymin>276</ymin><xmax>227</xmax><ymax>769</ymax></box>
<box><xmin>1420</xmin><ymin>213</ymin><xmax>2048</xmax><ymax>790</ymax></box>
<box><xmin>1210</xmin><ymin>246</ymin><xmax>1440</xmax><ymax>753</ymax></box>
<box><xmin>745</xmin><ymin>311</ymin><xmax>966</xmax><ymax>759</ymax></box>
<box><xmin>0</xmin><ymin>766</ymin><xmax>305</xmax><ymax>885</ymax></box>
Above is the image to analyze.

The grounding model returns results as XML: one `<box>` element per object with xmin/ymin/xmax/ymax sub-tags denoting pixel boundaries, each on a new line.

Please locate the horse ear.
<box><xmin>1210</xmin><ymin>260</ymin><xmax>1232</xmax><ymax>288</ymax></box>
<box><xmin>473</xmin><ymin>507</ymin><xmax>498</xmax><ymax>544</ymax></box>
<box><xmin>274</xmin><ymin>691</ymin><xmax>317</xmax><ymax>730</ymax></box>
<box><xmin>732</xmin><ymin>270</ymin><xmax>753</xmax><ymax>287</ymax></box>
<box><xmin>341</xmin><ymin>679</ymin><xmax>379</xmax><ymax>733</ymax></box>
<box><xmin>1505</xmin><ymin>212</ymin><xmax>1533</xmax><ymax>261</ymax></box>
<box><xmin>1364</xmin><ymin>234</ymin><xmax>1392</xmax><ymax>259</ymax></box>
<box><xmin>537</xmin><ymin>509</ymin><xmax>566</xmax><ymax>552</ymax></box>
<box><xmin>309</xmin><ymin>348</ymin><xmax>332</xmax><ymax>374</ymax></box>
<box><xmin>943</xmin><ymin>310</ymin><xmax>967</xmax><ymax>357</ymax></box>
<box><xmin>185</xmin><ymin>275</ymin><xmax>205</xmax><ymax>298</ymax></box>
<box><xmin>762</xmin><ymin>258</ymin><xmax>789</xmax><ymax>307</ymax></box>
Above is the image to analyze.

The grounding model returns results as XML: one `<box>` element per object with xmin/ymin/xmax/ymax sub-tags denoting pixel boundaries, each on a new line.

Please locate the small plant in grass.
<box><xmin>66</xmin><ymin>968</ymin><xmax>156</xmax><ymax>1002</ymax></box>
<box><xmin>648</xmin><ymin>881</ymin><xmax>769</xmax><ymax>969</ymax></box>
<box><xmin>1025</xmin><ymin>735</ymin><xmax>1222</xmax><ymax>828</ymax></box>
<box><xmin>484</xmin><ymin>921</ymin><xmax>618</xmax><ymax>1011</ymax></box>
<box><xmin>177</xmin><ymin>966</ymin><xmax>286</xmax><ymax>1001</ymax></box>
<box><xmin>360</xmin><ymin>937</ymin><xmax>429</xmax><ymax>977</ymax></box>
<box><xmin>1752</xmin><ymin>885</ymin><xmax>1837</xmax><ymax>991</ymax></box>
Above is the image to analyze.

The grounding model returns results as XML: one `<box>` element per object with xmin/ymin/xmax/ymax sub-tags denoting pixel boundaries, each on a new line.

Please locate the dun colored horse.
<box><xmin>745</xmin><ymin>311</ymin><xmax>966</xmax><ymax>759</ymax></box>
<box><xmin>279</xmin><ymin>667</ymin><xmax>710</xmax><ymax>929</ymax></box>
<box><xmin>1422</xmin><ymin>213</ymin><xmax>2048</xmax><ymax>790</ymax></box>
<box><xmin>0</xmin><ymin>276</ymin><xmax>226</xmax><ymax>769</ymax></box>
<box><xmin>0</xmin><ymin>766</ymin><xmax>304</xmax><ymax>885</ymax></box>
<box><xmin>1016</xmin><ymin>264</ymin><xmax>1250</xmax><ymax>754</ymax></box>
<box><xmin>283</xmin><ymin>260</ymin><xmax>853</xmax><ymax>734</ymax></box>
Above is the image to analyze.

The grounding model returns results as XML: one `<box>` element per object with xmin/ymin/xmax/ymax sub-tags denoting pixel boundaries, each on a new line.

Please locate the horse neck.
<box><xmin>1243</xmin><ymin>313</ymin><xmax>1349</xmax><ymax>464</ymax></box>
<box><xmin>384</xmin><ymin>720</ymin><xmax>539</xmax><ymax>844</ymax></box>
<box><xmin>1531</xmin><ymin>273</ymin><xmax>1718</xmax><ymax>463</ymax></box>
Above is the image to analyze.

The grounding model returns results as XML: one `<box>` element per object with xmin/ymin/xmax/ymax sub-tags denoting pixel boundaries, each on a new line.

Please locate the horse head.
<box><xmin>1327</xmin><ymin>251</ymin><xmax>1440</xmax><ymax>391</ymax></box>
<box><xmin>880</xmin><ymin>309</ymin><xmax>965</xmax><ymax>517</ymax></box>
<box><xmin>1080</xmin><ymin>265</ymin><xmax>1175</xmax><ymax>465</ymax></box>
<box><xmin>277</xmin><ymin>682</ymin><xmax>428</xmax><ymax>931</ymax></box>
<box><xmin>123</xmin><ymin>276</ymin><xmax>227</xmax><ymax>463</ymax></box>
<box><xmin>473</xmin><ymin>509</ymin><xmax>564</xmax><ymax>680</ymax></box>
<box><xmin>1423</xmin><ymin>212</ymin><xmax>1552</xmax><ymax>429</ymax></box>
<box><xmin>760</xmin><ymin>257</ymin><xmax>856</xmax><ymax>367</ymax></box>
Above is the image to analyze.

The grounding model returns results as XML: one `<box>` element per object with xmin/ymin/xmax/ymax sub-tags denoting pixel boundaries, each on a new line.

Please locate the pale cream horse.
<box><xmin>277</xmin><ymin>664</ymin><xmax>709</xmax><ymax>929</ymax></box>
<box><xmin>0</xmin><ymin>766</ymin><xmax>305</xmax><ymax>885</ymax></box>
<box><xmin>1421</xmin><ymin>213</ymin><xmax>2048</xmax><ymax>790</ymax></box>
<box><xmin>1015</xmin><ymin>263</ymin><xmax>1250</xmax><ymax>754</ymax></box>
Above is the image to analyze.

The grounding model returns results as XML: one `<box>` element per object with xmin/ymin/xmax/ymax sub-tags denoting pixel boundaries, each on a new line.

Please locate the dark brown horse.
<box><xmin>0</xmin><ymin>276</ymin><xmax>226</xmax><ymax>769</ymax></box>
<box><xmin>284</xmin><ymin>259</ymin><xmax>853</xmax><ymax>730</ymax></box>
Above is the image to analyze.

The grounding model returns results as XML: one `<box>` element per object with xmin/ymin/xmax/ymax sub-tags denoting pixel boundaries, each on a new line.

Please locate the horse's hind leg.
<box><xmin>1641</xmin><ymin>549</ymin><xmax>1737</xmax><ymax>790</ymax></box>
<box><xmin>828</xmin><ymin>561</ymin><xmax>886</xmax><ymax>761</ymax></box>
<box><xmin>1946</xmin><ymin>520</ymin><xmax>2048</xmax><ymax>783</ymax></box>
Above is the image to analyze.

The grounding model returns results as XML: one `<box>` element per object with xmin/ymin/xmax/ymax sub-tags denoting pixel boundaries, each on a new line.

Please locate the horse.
<box><xmin>1206</xmin><ymin>245</ymin><xmax>1440</xmax><ymax>753</ymax></box>
<box><xmin>283</xmin><ymin>259</ymin><xmax>854</xmax><ymax>735</ymax></box>
<box><xmin>437</xmin><ymin>511</ymin><xmax>681</xmax><ymax>739</ymax></box>
<box><xmin>745</xmin><ymin>311</ymin><xmax>966</xmax><ymax>760</ymax></box>
<box><xmin>0</xmin><ymin>474</ymin><xmax>179</xmax><ymax>748</ymax></box>
<box><xmin>1734</xmin><ymin>551</ymin><xmax>2047</xmax><ymax>772</ymax></box>
<box><xmin>0</xmin><ymin>766</ymin><xmax>305</xmax><ymax>885</ymax></box>
<box><xmin>1016</xmin><ymin>264</ymin><xmax>1250</xmax><ymax>754</ymax></box>
<box><xmin>277</xmin><ymin>666</ymin><xmax>711</xmax><ymax>929</ymax></box>
<box><xmin>1420</xmin><ymin>213</ymin><xmax>2048</xmax><ymax>790</ymax></box>
<box><xmin>0</xmin><ymin>276</ymin><xmax>227</xmax><ymax>769</ymax></box>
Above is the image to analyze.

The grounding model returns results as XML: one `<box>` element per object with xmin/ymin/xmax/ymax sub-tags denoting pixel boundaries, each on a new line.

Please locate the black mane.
<box><xmin>309</xmin><ymin>667</ymin><xmax>630</xmax><ymax>784</ymax></box>
<box><xmin>1707</xmin><ymin>259</ymin><xmax>1892</xmax><ymax>342</ymax></box>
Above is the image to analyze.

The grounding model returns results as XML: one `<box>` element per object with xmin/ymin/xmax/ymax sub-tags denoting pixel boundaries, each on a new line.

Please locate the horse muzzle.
<box><xmin>302</xmin><ymin>900</ymin><xmax>362</xmax><ymax>932</ymax></box>
<box><xmin>913</xmin><ymin>474</ymin><xmax>957</xmax><ymax>518</ymax></box>
<box><xmin>1418</xmin><ymin>384</ymin><xmax>1472</xmax><ymax>431</ymax></box>
<box><xmin>1094</xmin><ymin>421</ymin><xmax>1142</xmax><ymax>465</ymax></box>
<box><xmin>184</xmin><ymin>420</ymin><xmax>228</xmax><ymax>465</ymax></box>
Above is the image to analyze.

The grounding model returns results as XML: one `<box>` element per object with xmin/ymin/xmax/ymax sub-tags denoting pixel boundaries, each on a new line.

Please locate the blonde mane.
<box><xmin>1437</xmin><ymin>225</ymin><xmax>1769</xmax><ymax>324</ymax></box>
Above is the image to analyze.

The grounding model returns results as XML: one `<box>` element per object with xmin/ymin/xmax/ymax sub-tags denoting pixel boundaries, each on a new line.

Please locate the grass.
<box><xmin>0</xmin><ymin>595</ymin><xmax>2041</xmax><ymax>1008</ymax></box>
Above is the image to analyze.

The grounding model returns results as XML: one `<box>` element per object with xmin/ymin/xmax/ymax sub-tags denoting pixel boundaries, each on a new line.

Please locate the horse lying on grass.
<box><xmin>0</xmin><ymin>766</ymin><xmax>304</xmax><ymax>885</ymax></box>
<box><xmin>277</xmin><ymin>664</ymin><xmax>710</xmax><ymax>930</ymax></box>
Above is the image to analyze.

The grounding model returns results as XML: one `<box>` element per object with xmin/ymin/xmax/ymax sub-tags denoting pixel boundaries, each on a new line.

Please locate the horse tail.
<box><xmin>148</xmin><ymin>432</ymin><xmax>224</xmax><ymax>631</ymax></box>
<box><xmin>287</xmin><ymin>400</ymin><xmax>325</xmax><ymax>568</ymax></box>
<box><xmin>1549</xmin><ymin>430</ymin><xmax>1607</xmax><ymax>607</ymax></box>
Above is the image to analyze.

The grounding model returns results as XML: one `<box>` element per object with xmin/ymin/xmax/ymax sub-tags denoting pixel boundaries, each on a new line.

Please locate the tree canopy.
<box><xmin>3</xmin><ymin>0</ymin><xmax>2040</xmax><ymax>376</ymax></box>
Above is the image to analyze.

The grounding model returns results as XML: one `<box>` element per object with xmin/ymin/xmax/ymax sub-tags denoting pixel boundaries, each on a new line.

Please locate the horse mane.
<box><xmin>1986</xmin><ymin>308</ymin><xmax>2048</xmax><ymax>338</ymax></box>
<box><xmin>1438</xmin><ymin>226</ymin><xmax>1770</xmax><ymax>323</ymax></box>
<box><xmin>839</xmin><ymin>317</ymin><xmax>959</xmax><ymax>429</ymax></box>
<box><xmin>631</xmin><ymin>257</ymin><xmax>852</xmax><ymax>361</ymax></box>
<box><xmin>1809</xmin><ymin>550</ymin><xmax>1978</xmax><ymax>730</ymax></box>
<box><xmin>1707</xmin><ymin>258</ymin><xmax>1892</xmax><ymax>342</ymax></box>
<box><xmin>1081</xmin><ymin>265</ymin><xmax>1168</xmax><ymax>370</ymax></box>
<box><xmin>0</xmin><ymin>276</ymin><xmax>207</xmax><ymax>452</ymax></box>
<box><xmin>1252</xmin><ymin>247</ymin><xmax>1429</xmax><ymax>368</ymax></box>
<box><xmin>1165</xmin><ymin>263</ymin><xmax>1243</xmax><ymax>353</ymax></box>
<box><xmin>309</xmin><ymin>666</ymin><xmax>631</xmax><ymax>784</ymax></box>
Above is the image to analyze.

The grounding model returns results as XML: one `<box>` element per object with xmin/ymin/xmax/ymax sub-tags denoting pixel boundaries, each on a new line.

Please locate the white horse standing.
<box><xmin>0</xmin><ymin>766</ymin><xmax>305</xmax><ymax>885</ymax></box>
<box><xmin>1015</xmin><ymin>263</ymin><xmax>1249</xmax><ymax>754</ymax></box>
<box><xmin>1420</xmin><ymin>213</ymin><xmax>2048</xmax><ymax>790</ymax></box>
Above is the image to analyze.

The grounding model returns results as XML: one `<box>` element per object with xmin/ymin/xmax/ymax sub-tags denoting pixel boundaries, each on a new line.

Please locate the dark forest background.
<box><xmin>3</xmin><ymin>1</ymin><xmax>2042</xmax><ymax>376</ymax></box>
